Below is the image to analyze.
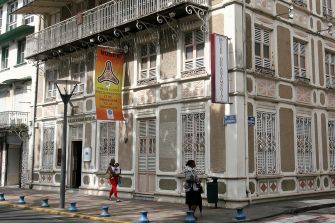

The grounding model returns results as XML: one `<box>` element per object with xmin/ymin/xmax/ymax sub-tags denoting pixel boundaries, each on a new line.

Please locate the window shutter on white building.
<box><xmin>42</xmin><ymin>126</ymin><xmax>55</xmax><ymax>170</ymax></box>
<box><xmin>329</xmin><ymin>120</ymin><xmax>335</xmax><ymax>171</ymax></box>
<box><xmin>99</xmin><ymin>122</ymin><xmax>116</xmax><ymax>171</ymax></box>
<box><xmin>184</xmin><ymin>30</ymin><xmax>205</xmax><ymax>71</ymax></box>
<box><xmin>138</xmin><ymin>44</ymin><xmax>157</xmax><ymax>85</ymax></box>
<box><xmin>138</xmin><ymin>119</ymin><xmax>156</xmax><ymax>172</ymax></box>
<box><xmin>182</xmin><ymin>112</ymin><xmax>205</xmax><ymax>174</ymax></box>
<box><xmin>256</xmin><ymin>111</ymin><xmax>277</xmax><ymax>175</ymax></box>
<box><xmin>296</xmin><ymin>116</ymin><xmax>313</xmax><ymax>173</ymax></box>
<box><xmin>255</xmin><ymin>27</ymin><xmax>271</xmax><ymax>70</ymax></box>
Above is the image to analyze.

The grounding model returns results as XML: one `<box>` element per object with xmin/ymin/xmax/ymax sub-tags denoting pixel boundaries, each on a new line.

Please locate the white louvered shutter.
<box><xmin>147</xmin><ymin>119</ymin><xmax>156</xmax><ymax>171</ymax></box>
<box><xmin>138</xmin><ymin>44</ymin><xmax>157</xmax><ymax>84</ymax></box>
<box><xmin>293</xmin><ymin>41</ymin><xmax>307</xmax><ymax>78</ymax></box>
<box><xmin>138</xmin><ymin>119</ymin><xmax>156</xmax><ymax>172</ymax></box>
<box><xmin>263</xmin><ymin>30</ymin><xmax>271</xmax><ymax>69</ymax></box>
<box><xmin>254</xmin><ymin>27</ymin><xmax>271</xmax><ymax>70</ymax></box>
<box><xmin>184</xmin><ymin>32</ymin><xmax>194</xmax><ymax>71</ymax></box>
<box><xmin>139</xmin><ymin>120</ymin><xmax>147</xmax><ymax>171</ymax></box>
<box><xmin>254</xmin><ymin>27</ymin><xmax>262</xmax><ymax>68</ymax></box>
<box><xmin>195</xmin><ymin>30</ymin><xmax>204</xmax><ymax>68</ymax></box>
<box><xmin>293</xmin><ymin>41</ymin><xmax>300</xmax><ymax>77</ymax></box>
<box><xmin>184</xmin><ymin>30</ymin><xmax>205</xmax><ymax>71</ymax></box>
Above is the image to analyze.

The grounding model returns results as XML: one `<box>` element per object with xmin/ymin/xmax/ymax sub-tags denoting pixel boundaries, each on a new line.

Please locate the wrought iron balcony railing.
<box><xmin>0</xmin><ymin>111</ymin><xmax>29</xmax><ymax>129</ymax></box>
<box><xmin>26</xmin><ymin>0</ymin><xmax>208</xmax><ymax>59</ymax></box>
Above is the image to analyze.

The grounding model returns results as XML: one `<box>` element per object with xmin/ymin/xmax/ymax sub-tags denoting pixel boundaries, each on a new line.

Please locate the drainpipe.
<box><xmin>242</xmin><ymin>0</ymin><xmax>252</xmax><ymax>203</ymax></box>
<box><xmin>28</xmin><ymin>62</ymin><xmax>38</xmax><ymax>189</ymax></box>
<box><xmin>28</xmin><ymin>16</ymin><xmax>41</xmax><ymax>189</ymax></box>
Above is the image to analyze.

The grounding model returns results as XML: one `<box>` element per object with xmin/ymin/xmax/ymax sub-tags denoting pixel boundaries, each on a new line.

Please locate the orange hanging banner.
<box><xmin>95</xmin><ymin>46</ymin><xmax>124</xmax><ymax>120</ymax></box>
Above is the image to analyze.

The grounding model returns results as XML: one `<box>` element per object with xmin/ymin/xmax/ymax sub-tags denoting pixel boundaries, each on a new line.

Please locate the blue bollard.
<box><xmin>139</xmin><ymin>211</ymin><xmax>149</xmax><ymax>223</ymax></box>
<box><xmin>185</xmin><ymin>210</ymin><xmax>196</xmax><ymax>223</ymax></box>
<box><xmin>41</xmin><ymin>199</ymin><xmax>49</xmax><ymax>207</ymax></box>
<box><xmin>68</xmin><ymin>202</ymin><xmax>78</xmax><ymax>212</ymax></box>
<box><xmin>18</xmin><ymin>196</ymin><xmax>25</xmax><ymax>204</ymax></box>
<box><xmin>235</xmin><ymin>207</ymin><xmax>246</xmax><ymax>220</ymax></box>
<box><xmin>0</xmin><ymin>193</ymin><xmax>5</xmax><ymax>201</ymax></box>
<box><xmin>100</xmin><ymin>205</ymin><xmax>111</xmax><ymax>217</ymax></box>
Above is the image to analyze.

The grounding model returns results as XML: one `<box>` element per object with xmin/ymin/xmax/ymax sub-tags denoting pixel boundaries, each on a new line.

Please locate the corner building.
<box><xmin>18</xmin><ymin>0</ymin><xmax>335</xmax><ymax>207</ymax></box>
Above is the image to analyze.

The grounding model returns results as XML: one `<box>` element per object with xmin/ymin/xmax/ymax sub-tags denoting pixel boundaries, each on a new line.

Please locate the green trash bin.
<box><xmin>206</xmin><ymin>177</ymin><xmax>218</xmax><ymax>208</ymax></box>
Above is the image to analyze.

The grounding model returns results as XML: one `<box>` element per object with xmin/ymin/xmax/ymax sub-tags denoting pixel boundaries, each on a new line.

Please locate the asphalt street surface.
<box><xmin>0</xmin><ymin>206</ymin><xmax>100</xmax><ymax>223</ymax></box>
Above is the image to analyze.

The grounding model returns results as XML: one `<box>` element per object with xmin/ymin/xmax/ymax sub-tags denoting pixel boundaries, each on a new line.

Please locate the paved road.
<box><xmin>250</xmin><ymin>206</ymin><xmax>335</xmax><ymax>223</ymax></box>
<box><xmin>0</xmin><ymin>206</ymin><xmax>100</xmax><ymax>223</ymax></box>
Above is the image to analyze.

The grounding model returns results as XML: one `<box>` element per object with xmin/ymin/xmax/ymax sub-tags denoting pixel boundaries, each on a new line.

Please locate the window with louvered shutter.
<box><xmin>42</xmin><ymin>126</ymin><xmax>55</xmax><ymax>170</ymax></box>
<box><xmin>46</xmin><ymin>70</ymin><xmax>57</xmax><ymax>98</ymax></box>
<box><xmin>322</xmin><ymin>0</ymin><xmax>332</xmax><ymax>16</ymax></box>
<box><xmin>182</xmin><ymin>112</ymin><xmax>205</xmax><ymax>174</ymax></box>
<box><xmin>296</xmin><ymin>116</ymin><xmax>313</xmax><ymax>173</ymax></box>
<box><xmin>256</xmin><ymin>111</ymin><xmax>277</xmax><ymax>175</ymax></box>
<box><xmin>7</xmin><ymin>1</ymin><xmax>17</xmax><ymax>31</ymax></box>
<box><xmin>99</xmin><ymin>122</ymin><xmax>116</xmax><ymax>171</ymax></box>
<box><xmin>293</xmin><ymin>40</ymin><xmax>307</xmax><ymax>78</ymax></box>
<box><xmin>325</xmin><ymin>52</ymin><xmax>335</xmax><ymax>88</ymax></box>
<box><xmin>138</xmin><ymin>119</ymin><xmax>156</xmax><ymax>172</ymax></box>
<box><xmin>72</xmin><ymin>62</ymin><xmax>85</xmax><ymax>94</ymax></box>
<box><xmin>138</xmin><ymin>43</ymin><xmax>157</xmax><ymax>85</ymax></box>
<box><xmin>254</xmin><ymin>27</ymin><xmax>272</xmax><ymax>73</ymax></box>
<box><xmin>184</xmin><ymin>30</ymin><xmax>205</xmax><ymax>71</ymax></box>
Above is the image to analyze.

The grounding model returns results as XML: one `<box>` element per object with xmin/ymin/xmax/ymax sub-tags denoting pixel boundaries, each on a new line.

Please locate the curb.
<box><xmin>284</xmin><ymin>202</ymin><xmax>335</xmax><ymax>214</ymax></box>
<box><xmin>235</xmin><ymin>202</ymin><xmax>335</xmax><ymax>223</ymax></box>
<box><xmin>0</xmin><ymin>201</ymin><xmax>130</xmax><ymax>223</ymax></box>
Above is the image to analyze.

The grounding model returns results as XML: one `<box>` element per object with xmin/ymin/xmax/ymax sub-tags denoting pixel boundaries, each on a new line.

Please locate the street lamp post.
<box><xmin>55</xmin><ymin>80</ymin><xmax>79</xmax><ymax>209</ymax></box>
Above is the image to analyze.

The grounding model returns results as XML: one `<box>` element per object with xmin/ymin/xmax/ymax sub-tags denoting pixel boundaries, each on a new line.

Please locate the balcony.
<box><xmin>25</xmin><ymin>0</ymin><xmax>208</xmax><ymax>59</ymax></box>
<box><xmin>0</xmin><ymin>111</ymin><xmax>29</xmax><ymax>129</ymax></box>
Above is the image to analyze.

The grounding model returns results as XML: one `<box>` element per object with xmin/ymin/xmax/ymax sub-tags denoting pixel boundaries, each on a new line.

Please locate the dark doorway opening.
<box><xmin>71</xmin><ymin>141</ymin><xmax>82</xmax><ymax>188</ymax></box>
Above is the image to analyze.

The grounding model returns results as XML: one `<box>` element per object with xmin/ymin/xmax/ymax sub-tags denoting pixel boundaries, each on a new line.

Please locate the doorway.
<box><xmin>71</xmin><ymin>141</ymin><xmax>82</xmax><ymax>188</ymax></box>
<box><xmin>6</xmin><ymin>145</ymin><xmax>22</xmax><ymax>186</ymax></box>
<box><xmin>137</xmin><ymin>119</ymin><xmax>156</xmax><ymax>194</ymax></box>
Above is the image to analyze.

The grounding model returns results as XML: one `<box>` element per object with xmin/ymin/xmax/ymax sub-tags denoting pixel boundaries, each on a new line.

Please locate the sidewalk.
<box><xmin>0</xmin><ymin>187</ymin><xmax>334</xmax><ymax>223</ymax></box>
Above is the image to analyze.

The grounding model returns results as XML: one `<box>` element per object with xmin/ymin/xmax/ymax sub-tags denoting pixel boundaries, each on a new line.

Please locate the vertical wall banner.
<box><xmin>95</xmin><ymin>46</ymin><xmax>125</xmax><ymax>120</ymax></box>
<box><xmin>211</xmin><ymin>34</ymin><xmax>229</xmax><ymax>104</ymax></box>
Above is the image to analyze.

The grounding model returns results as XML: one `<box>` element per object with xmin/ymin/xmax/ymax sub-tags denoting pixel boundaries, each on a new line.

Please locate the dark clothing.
<box><xmin>184</xmin><ymin>166</ymin><xmax>202</xmax><ymax>213</ymax></box>
<box><xmin>186</xmin><ymin>189</ymin><xmax>202</xmax><ymax>206</ymax></box>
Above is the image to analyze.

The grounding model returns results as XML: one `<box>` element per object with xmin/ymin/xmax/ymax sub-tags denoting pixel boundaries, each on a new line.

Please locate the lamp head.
<box><xmin>288</xmin><ymin>5</ymin><xmax>294</xmax><ymax>19</ymax></box>
<box><xmin>55</xmin><ymin>79</ymin><xmax>80</xmax><ymax>96</ymax></box>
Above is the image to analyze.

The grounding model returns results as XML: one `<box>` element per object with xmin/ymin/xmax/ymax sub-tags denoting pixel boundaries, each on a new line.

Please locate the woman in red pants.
<box><xmin>106</xmin><ymin>158</ymin><xmax>121</xmax><ymax>202</ymax></box>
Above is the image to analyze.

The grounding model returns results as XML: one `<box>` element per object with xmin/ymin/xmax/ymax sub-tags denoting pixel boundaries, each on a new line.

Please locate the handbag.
<box><xmin>105</xmin><ymin>171</ymin><xmax>112</xmax><ymax>179</ymax></box>
<box><xmin>198</xmin><ymin>183</ymin><xmax>204</xmax><ymax>194</ymax></box>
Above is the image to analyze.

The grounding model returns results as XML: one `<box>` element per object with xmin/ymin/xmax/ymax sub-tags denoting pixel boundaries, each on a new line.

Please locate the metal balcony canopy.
<box><xmin>25</xmin><ymin>0</ymin><xmax>208</xmax><ymax>60</ymax></box>
<box><xmin>1</xmin><ymin>77</ymin><xmax>31</xmax><ymax>85</ymax></box>
<box><xmin>0</xmin><ymin>25</ymin><xmax>34</xmax><ymax>44</ymax></box>
<box><xmin>13</xmin><ymin>0</ymin><xmax>75</xmax><ymax>14</ymax></box>
<box><xmin>0</xmin><ymin>0</ymin><xmax>10</xmax><ymax>6</ymax></box>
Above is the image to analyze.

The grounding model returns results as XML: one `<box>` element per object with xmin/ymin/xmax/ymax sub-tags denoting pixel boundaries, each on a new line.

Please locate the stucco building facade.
<box><xmin>0</xmin><ymin>0</ymin><xmax>38</xmax><ymax>188</ymax></box>
<box><xmin>14</xmin><ymin>0</ymin><xmax>335</xmax><ymax>207</ymax></box>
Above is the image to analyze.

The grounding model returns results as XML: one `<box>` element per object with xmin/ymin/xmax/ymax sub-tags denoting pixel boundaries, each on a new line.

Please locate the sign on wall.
<box><xmin>82</xmin><ymin>146</ymin><xmax>92</xmax><ymax>162</ymax></box>
<box><xmin>211</xmin><ymin>34</ymin><xmax>229</xmax><ymax>104</ymax></box>
<box><xmin>95</xmin><ymin>46</ymin><xmax>125</xmax><ymax>120</ymax></box>
<box><xmin>224</xmin><ymin>115</ymin><xmax>236</xmax><ymax>125</ymax></box>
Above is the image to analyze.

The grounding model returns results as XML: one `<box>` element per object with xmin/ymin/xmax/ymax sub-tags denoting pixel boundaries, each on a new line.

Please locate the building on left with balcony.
<box><xmin>0</xmin><ymin>0</ymin><xmax>38</xmax><ymax>188</ymax></box>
